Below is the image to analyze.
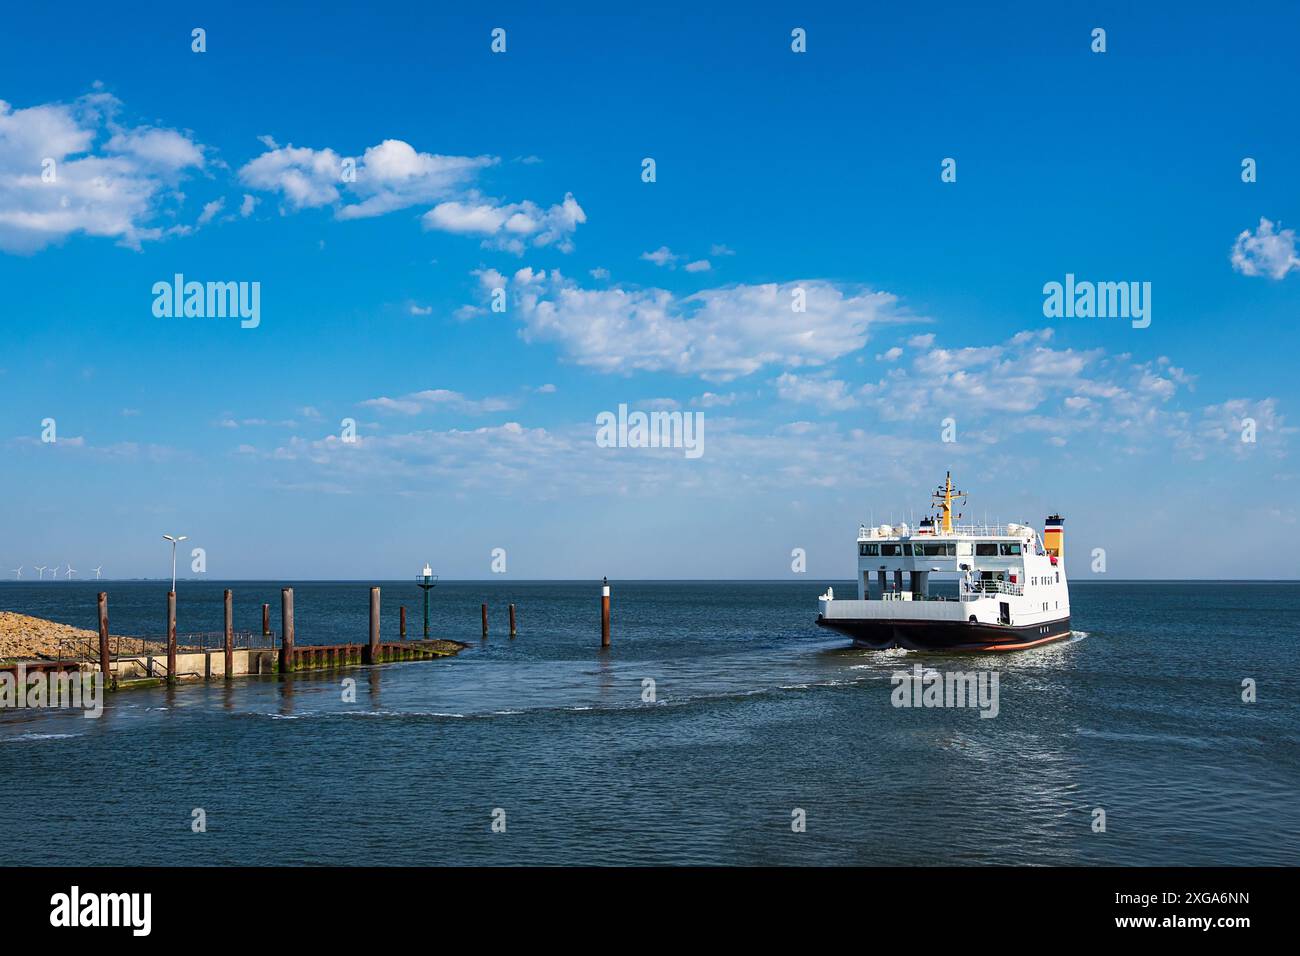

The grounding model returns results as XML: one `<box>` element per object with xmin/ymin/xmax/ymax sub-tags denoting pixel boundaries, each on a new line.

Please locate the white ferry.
<box><xmin>816</xmin><ymin>473</ymin><xmax>1071</xmax><ymax>651</ymax></box>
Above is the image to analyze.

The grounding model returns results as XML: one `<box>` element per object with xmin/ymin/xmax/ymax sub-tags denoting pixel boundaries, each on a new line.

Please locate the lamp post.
<box><xmin>162</xmin><ymin>534</ymin><xmax>188</xmax><ymax>592</ymax></box>
<box><xmin>416</xmin><ymin>564</ymin><xmax>438</xmax><ymax>639</ymax></box>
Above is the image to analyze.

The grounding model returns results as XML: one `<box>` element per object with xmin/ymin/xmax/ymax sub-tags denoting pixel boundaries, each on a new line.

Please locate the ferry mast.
<box><xmin>931</xmin><ymin>471</ymin><xmax>967</xmax><ymax>533</ymax></box>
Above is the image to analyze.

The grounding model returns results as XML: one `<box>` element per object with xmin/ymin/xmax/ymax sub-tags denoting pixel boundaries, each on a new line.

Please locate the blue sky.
<box><xmin>2</xmin><ymin>1</ymin><xmax>1298</xmax><ymax>580</ymax></box>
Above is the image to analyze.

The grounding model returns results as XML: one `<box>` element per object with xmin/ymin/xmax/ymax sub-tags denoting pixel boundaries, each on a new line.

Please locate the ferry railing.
<box><xmin>859</xmin><ymin>523</ymin><xmax>1032</xmax><ymax>540</ymax></box>
<box><xmin>960</xmin><ymin>580</ymin><xmax>1024</xmax><ymax>600</ymax></box>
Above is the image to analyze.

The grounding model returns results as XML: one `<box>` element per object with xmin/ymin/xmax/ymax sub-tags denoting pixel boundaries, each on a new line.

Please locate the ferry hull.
<box><xmin>816</xmin><ymin>615</ymin><xmax>1072</xmax><ymax>652</ymax></box>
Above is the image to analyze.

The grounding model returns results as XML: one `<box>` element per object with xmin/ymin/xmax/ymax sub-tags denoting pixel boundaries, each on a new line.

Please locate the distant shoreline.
<box><xmin>2</xmin><ymin>578</ymin><xmax>1298</xmax><ymax>585</ymax></box>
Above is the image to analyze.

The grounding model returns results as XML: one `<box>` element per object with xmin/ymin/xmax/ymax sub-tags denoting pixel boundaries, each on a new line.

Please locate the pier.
<box><xmin>0</xmin><ymin>585</ymin><xmax>466</xmax><ymax>691</ymax></box>
<box><xmin>2</xmin><ymin>578</ymin><xmax>616</xmax><ymax>692</ymax></box>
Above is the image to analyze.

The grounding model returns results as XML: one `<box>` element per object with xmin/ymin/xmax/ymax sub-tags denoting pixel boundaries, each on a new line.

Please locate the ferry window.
<box><xmin>920</xmin><ymin>543</ymin><xmax>955</xmax><ymax>557</ymax></box>
<box><xmin>902</xmin><ymin>543</ymin><xmax>913</xmax><ymax>556</ymax></box>
<box><xmin>1000</xmin><ymin>543</ymin><xmax>1022</xmax><ymax>556</ymax></box>
<box><xmin>859</xmin><ymin>543</ymin><xmax>880</xmax><ymax>556</ymax></box>
<box><xmin>881</xmin><ymin>544</ymin><xmax>901</xmax><ymax>557</ymax></box>
<box><xmin>975</xmin><ymin>543</ymin><xmax>998</xmax><ymax>556</ymax></box>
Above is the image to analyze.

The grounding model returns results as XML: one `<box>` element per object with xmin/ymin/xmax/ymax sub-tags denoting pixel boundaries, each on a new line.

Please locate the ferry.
<box><xmin>816</xmin><ymin>473</ymin><xmax>1071</xmax><ymax>651</ymax></box>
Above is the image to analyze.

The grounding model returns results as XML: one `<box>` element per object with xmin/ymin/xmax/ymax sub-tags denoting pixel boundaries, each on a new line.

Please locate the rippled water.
<box><xmin>1</xmin><ymin>580</ymin><xmax>1296</xmax><ymax>865</ymax></box>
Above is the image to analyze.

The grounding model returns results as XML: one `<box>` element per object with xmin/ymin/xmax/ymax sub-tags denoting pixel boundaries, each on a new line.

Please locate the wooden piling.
<box><xmin>97</xmin><ymin>592</ymin><xmax>112</xmax><ymax>690</ymax></box>
<box><xmin>400</xmin><ymin>605</ymin><xmax>406</xmax><ymax>639</ymax></box>
<box><xmin>366</xmin><ymin>587</ymin><xmax>380</xmax><ymax>664</ymax></box>
<box><xmin>280</xmin><ymin>588</ymin><xmax>295</xmax><ymax>673</ymax></box>
<box><xmin>167</xmin><ymin>590</ymin><xmax>177</xmax><ymax>681</ymax></box>
<box><xmin>509</xmin><ymin>602</ymin><xmax>517</xmax><ymax>638</ymax></box>
<box><xmin>481</xmin><ymin>602</ymin><xmax>488</xmax><ymax>639</ymax></box>
<box><xmin>224</xmin><ymin>589</ymin><xmax>234</xmax><ymax>679</ymax></box>
<box><xmin>262</xmin><ymin>603</ymin><xmax>271</xmax><ymax>636</ymax></box>
<box><xmin>601</xmin><ymin>578</ymin><xmax>611</xmax><ymax>648</ymax></box>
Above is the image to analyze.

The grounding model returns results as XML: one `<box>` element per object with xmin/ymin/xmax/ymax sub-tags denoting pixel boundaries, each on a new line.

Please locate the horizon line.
<box><xmin>2</xmin><ymin>578</ymin><xmax>1298</xmax><ymax>585</ymax></box>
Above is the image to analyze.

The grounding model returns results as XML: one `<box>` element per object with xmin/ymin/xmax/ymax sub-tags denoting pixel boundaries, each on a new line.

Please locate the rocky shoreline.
<box><xmin>0</xmin><ymin>611</ymin><xmax>162</xmax><ymax>662</ymax></box>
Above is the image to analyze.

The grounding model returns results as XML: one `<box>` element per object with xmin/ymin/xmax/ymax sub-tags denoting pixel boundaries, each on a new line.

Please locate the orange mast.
<box><xmin>931</xmin><ymin>472</ymin><xmax>967</xmax><ymax>533</ymax></box>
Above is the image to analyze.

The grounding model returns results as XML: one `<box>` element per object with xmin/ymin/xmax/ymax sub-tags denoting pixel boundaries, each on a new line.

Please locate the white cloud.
<box><xmin>488</xmin><ymin>269</ymin><xmax>903</xmax><ymax>381</ymax></box>
<box><xmin>1183</xmin><ymin>397</ymin><xmax>1292</xmax><ymax>459</ymax></box>
<box><xmin>238</xmin><ymin>143</ymin><xmax>347</xmax><ymax>210</ymax></box>
<box><xmin>684</xmin><ymin>259</ymin><xmax>711</xmax><ymax>273</ymax></box>
<box><xmin>239</xmin><ymin>193</ymin><xmax>258</xmax><ymax>217</ymax></box>
<box><xmin>197</xmin><ymin>198</ymin><xmax>224</xmax><ymax>226</ymax></box>
<box><xmin>422</xmin><ymin>191</ymin><xmax>585</xmax><ymax>253</ymax></box>
<box><xmin>640</xmin><ymin>246</ymin><xmax>678</xmax><ymax>267</ymax></box>
<box><xmin>848</xmin><ymin>327</ymin><xmax>1278</xmax><ymax>460</ymax></box>
<box><xmin>773</xmin><ymin>372</ymin><xmax>858</xmax><ymax>411</ymax></box>
<box><xmin>409</xmin><ymin>304</ymin><xmax>432</xmax><ymax>316</ymax></box>
<box><xmin>239</xmin><ymin>138</ymin><xmax>492</xmax><ymax>217</ymax></box>
<box><xmin>358</xmin><ymin>388</ymin><xmax>514</xmax><ymax>416</ymax></box>
<box><xmin>239</xmin><ymin>136</ymin><xmax>582</xmax><ymax>250</ymax></box>
<box><xmin>693</xmin><ymin>391</ymin><xmax>738</xmax><ymax>407</ymax></box>
<box><xmin>710</xmin><ymin>244</ymin><xmax>736</xmax><ymax>256</ymax></box>
<box><xmin>1231</xmin><ymin>217</ymin><xmax>1300</xmax><ymax>279</ymax></box>
<box><xmin>103</xmin><ymin>127</ymin><xmax>205</xmax><ymax>170</ymax></box>
<box><xmin>878</xmin><ymin>346</ymin><xmax>903</xmax><ymax>362</ymax></box>
<box><xmin>0</xmin><ymin>93</ymin><xmax>207</xmax><ymax>253</ymax></box>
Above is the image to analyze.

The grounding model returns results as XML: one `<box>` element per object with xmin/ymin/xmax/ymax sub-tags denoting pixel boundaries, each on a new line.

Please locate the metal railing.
<box><xmin>960</xmin><ymin>580</ymin><xmax>1023</xmax><ymax>599</ymax></box>
<box><xmin>859</xmin><ymin>523</ymin><xmax>1032</xmax><ymax>540</ymax></box>
<box><xmin>56</xmin><ymin>631</ymin><xmax>274</xmax><ymax>663</ymax></box>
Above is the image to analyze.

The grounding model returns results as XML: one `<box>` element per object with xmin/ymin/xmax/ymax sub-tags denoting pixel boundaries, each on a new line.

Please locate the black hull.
<box><xmin>816</xmin><ymin>615</ymin><xmax>1072</xmax><ymax>651</ymax></box>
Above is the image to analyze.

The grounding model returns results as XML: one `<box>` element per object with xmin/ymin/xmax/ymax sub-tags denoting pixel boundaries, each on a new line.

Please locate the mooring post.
<box><xmin>481</xmin><ymin>602</ymin><xmax>488</xmax><ymax>639</ymax></box>
<box><xmin>367</xmin><ymin>586</ymin><xmax>381</xmax><ymax>664</ymax></box>
<box><xmin>224</xmin><ymin>589</ymin><xmax>234</xmax><ymax>679</ymax></box>
<box><xmin>509</xmin><ymin>602</ymin><xmax>517</xmax><ymax>638</ymax></box>
<box><xmin>280</xmin><ymin>588</ymin><xmax>295</xmax><ymax>673</ymax></box>
<box><xmin>167</xmin><ymin>590</ymin><xmax>178</xmax><ymax>681</ymax></box>
<box><xmin>601</xmin><ymin>577</ymin><xmax>611</xmax><ymax>648</ymax></box>
<box><xmin>98</xmin><ymin>591</ymin><xmax>112</xmax><ymax>690</ymax></box>
<box><xmin>262</xmin><ymin>602</ymin><xmax>271</xmax><ymax>637</ymax></box>
<box><xmin>400</xmin><ymin>605</ymin><xmax>406</xmax><ymax>639</ymax></box>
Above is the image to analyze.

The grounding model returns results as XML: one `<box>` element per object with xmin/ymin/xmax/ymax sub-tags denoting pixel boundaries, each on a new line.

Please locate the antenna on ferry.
<box><xmin>931</xmin><ymin>471</ymin><xmax>968</xmax><ymax>534</ymax></box>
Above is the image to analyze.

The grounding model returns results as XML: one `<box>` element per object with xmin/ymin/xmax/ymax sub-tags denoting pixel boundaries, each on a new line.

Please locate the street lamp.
<box><xmin>162</xmin><ymin>534</ymin><xmax>188</xmax><ymax>592</ymax></box>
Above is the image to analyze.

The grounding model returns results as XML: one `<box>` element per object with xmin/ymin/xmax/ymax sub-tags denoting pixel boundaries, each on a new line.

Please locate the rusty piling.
<box><xmin>601</xmin><ymin>577</ymin><xmax>611</xmax><ymax>648</ymax></box>
<box><xmin>509</xmin><ymin>602</ymin><xmax>517</xmax><ymax>638</ymax></box>
<box><xmin>481</xmin><ymin>602</ymin><xmax>488</xmax><ymax>639</ymax></box>
<box><xmin>262</xmin><ymin>602</ymin><xmax>271</xmax><ymax>637</ymax></box>
<box><xmin>166</xmin><ymin>590</ymin><xmax>177</xmax><ymax>681</ymax></box>
<box><xmin>98</xmin><ymin>591</ymin><xmax>112</xmax><ymax>690</ymax></box>
<box><xmin>224</xmin><ymin>589</ymin><xmax>234</xmax><ymax>679</ymax></box>
<box><xmin>280</xmin><ymin>588</ymin><xmax>295</xmax><ymax>673</ymax></box>
<box><xmin>400</xmin><ymin>605</ymin><xmax>406</xmax><ymax>639</ymax></box>
<box><xmin>366</xmin><ymin>587</ymin><xmax>380</xmax><ymax>664</ymax></box>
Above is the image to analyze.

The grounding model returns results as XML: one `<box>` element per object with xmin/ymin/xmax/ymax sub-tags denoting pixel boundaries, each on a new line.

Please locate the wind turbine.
<box><xmin>93</xmin><ymin>566</ymin><xmax>103</xmax><ymax>580</ymax></box>
<box><xmin>35</xmin><ymin>565</ymin><xmax>47</xmax><ymax>580</ymax></box>
<box><xmin>162</xmin><ymin>534</ymin><xmax>187</xmax><ymax>592</ymax></box>
<box><xmin>64</xmin><ymin>564</ymin><xmax>77</xmax><ymax>580</ymax></box>
<box><xmin>10</xmin><ymin>566</ymin><xmax>21</xmax><ymax>580</ymax></box>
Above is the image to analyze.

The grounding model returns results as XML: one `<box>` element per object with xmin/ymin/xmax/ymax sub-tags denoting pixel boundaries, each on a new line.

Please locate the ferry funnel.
<box><xmin>1044</xmin><ymin>514</ymin><xmax>1064</xmax><ymax>558</ymax></box>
